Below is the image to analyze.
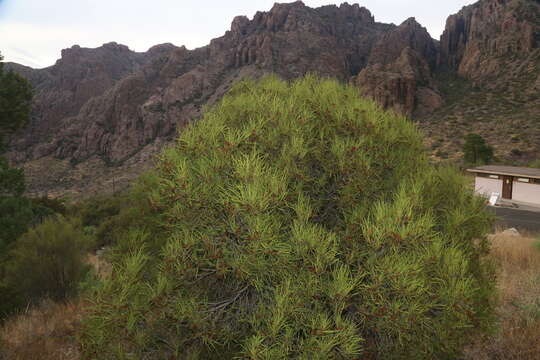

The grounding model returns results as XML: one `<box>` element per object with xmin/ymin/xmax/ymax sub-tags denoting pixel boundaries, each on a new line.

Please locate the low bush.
<box><xmin>0</xmin><ymin>299</ymin><xmax>83</xmax><ymax>360</ymax></box>
<box><xmin>3</xmin><ymin>216</ymin><xmax>93</xmax><ymax>307</ymax></box>
<box><xmin>529</xmin><ymin>159</ymin><xmax>540</xmax><ymax>169</ymax></box>
<box><xmin>73</xmin><ymin>194</ymin><xmax>126</xmax><ymax>228</ymax></box>
<box><xmin>31</xmin><ymin>196</ymin><xmax>67</xmax><ymax>216</ymax></box>
<box><xmin>510</xmin><ymin>148</ymin><xmax>523</xmax><ymax>156</ymax></box>
<box><xmin>94</xmin><ymin>192</ymin><xmax>154</xmax><ymax>249</ymax></box>
<box><xmin>71</xmin><ymin>191</ymin><xmax>153</xmax><ymax>249</ymax></box>
<box><xmin>465</xmin><ymin>232</ymin><xmax>540</xmax><ymax>359</ymax></box>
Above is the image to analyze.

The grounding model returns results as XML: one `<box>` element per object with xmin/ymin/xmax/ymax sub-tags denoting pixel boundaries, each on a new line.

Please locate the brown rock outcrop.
<box><xmin>352</xmin><ymin>18</ymin><xmax>442</xmax><ymax>116</ymax></box>
<box><xmin>421</xmin><ymin>0</ymin><xmax>540</xmax><ymax>166</ymax></box>
<box><xmin>10</xmin><ymin>1</ymin><xmax>538</xmax><ymax>195</ymax></box>
<box><xmin>6</xmin><ymin>42</ymin><xmax>168</xmax><ymax>160</ymax></box>
<box><xmin>439</xmin><ymin>0</ymin><xmax>540</xmax><ymax>87</ymax></box>
<box><xmin>5</xmin><ymin>2</ymin><xmax>444</xmax><ymax>195</ymax></box>
<box><xmin>8</xmin><ymin>2</ymin><xmax>417</xmax><ymax>167</ymax></box>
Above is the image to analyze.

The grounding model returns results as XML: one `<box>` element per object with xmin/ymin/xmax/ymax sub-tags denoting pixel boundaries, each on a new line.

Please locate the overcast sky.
<box><xmin>0</xmin><ymin>0</ymin><xmax>476</xmax><ymax>68</ymax></box>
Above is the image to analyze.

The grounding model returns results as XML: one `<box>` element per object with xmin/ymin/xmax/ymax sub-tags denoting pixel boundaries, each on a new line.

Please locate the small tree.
<box><xmin>463</xmin><ymin>133</ymin><xmax>494</xmax><ymax>165</ymax></box>
<box><xmin>82</xmin><ymin>76</ymin><xmax>496</xmax><ymax>359</ymax></box>
<box><xmin>3</xmin><ymin>216</ymin><xmax>92</xmax><ymax>304</ymax></box>
<box><xmin>0</xmin><ymin>52</ymin><xmax>43</xmax><ymax>255</ymax></box>
<box><xmin>0</xmin><ymin>52</ymin><xmax>33</xmax><ymax>143</ymax></box>
<box><xmin>0</xmin><ymin>197</ymin><xmax>36</xmax><ymax>256</ymax></box>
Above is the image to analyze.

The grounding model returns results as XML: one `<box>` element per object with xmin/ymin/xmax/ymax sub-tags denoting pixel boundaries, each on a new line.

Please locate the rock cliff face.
<box><xmin>6</xmin><ymin>42</ymin><xmax>174</xmax><ymax>159</ymax></box>
<box><xmin>423</xmin><ymin>0</ymin><xmax>540</xmax><ymax>165</ymax></box>
<box><xmin>351</xmin><ymin>18</ymin><xmax>442</xmax><ymax>116</ymax></box>
<box><xmin>4</xmin><ymin>0</ymin><xmax>539</xmax><ymax>196</ymax></box>
<box><xmin>5</xmin><ymin>1</ymin><xmax>440</xmax><ymax>196</ymax></box>
<box><xmin>439</xmin><ymin>0</ymin><xmax>540</xmax><ymax>89</ymax></box>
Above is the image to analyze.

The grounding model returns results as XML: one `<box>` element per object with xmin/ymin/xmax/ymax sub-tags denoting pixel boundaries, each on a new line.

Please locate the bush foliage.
<box><xmin>81</xmin><ymin>76</ymin><xmax>496</xmax><ymax>359</ymax></box>
<box><xmin>463</xmin><ymin>133</ymin><xmax>494</xmax><ymax>165</ymax></box>
<box><xmin>0</xmin><ymin>194</ymin><xmax>59</xmax><ymax>258</ymax></box>
<box><xmin>71</xmin><ymin>190</ymin><xmax>155</xmax><ymax>250</ymax></box>
<box><xmin>0</xmin><ymin>52</ymin><xmax>37</xmax><ymax>257</ymax></box>
<box><xmin>3</xmin><ymin>216</ymin><xmax>92</xmax><ymax>306</ymax></box>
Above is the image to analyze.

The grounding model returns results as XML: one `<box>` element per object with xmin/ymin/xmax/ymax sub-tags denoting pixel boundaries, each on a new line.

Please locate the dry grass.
<box><xmin>465</xmin><ymin>231</ymin><xmax>540</xmax><ymax>359</ymax></box>
<box><xmin>0</xmin><ymin>253</ymin><xmax>109</xmax><ymax>360</ymax></box>
<box><xmin>0</xmin><ymin>299</ymin><xmax>83</xmax><ymax>360</ymax></box>
<box><xmin>1</xmin><ymin>234</ymin><xmax>538</xmax><ymax>359</ymax></box>
<box><xmin>86</xmin><ymin>253</ymin><xmax>112</xmax><ymax>279</ymax></box>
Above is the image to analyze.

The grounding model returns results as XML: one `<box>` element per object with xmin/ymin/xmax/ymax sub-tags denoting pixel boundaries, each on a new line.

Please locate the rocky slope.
<box><xmin>439</xmin><ymin>0</ymin><xmax>539</xmax><ymax>86</ymax></box>
<box><xmin>6</xmin><ymin>42</ymin><xmax>176</xmax><ymax>161</ymax></box>
<box><xmin>351</xmin><ymin>18</ymin><xmax>442</xmax><ymax>116</ymax></box>
<box><xmin>421</xmin><ymin>0</ymin><xmax>540</xmax><ymax>164</ymax></box>
<box><xmin>4</xmin><ymin>0</ymin><xmax>539</xmax><ymax>197</ymax></box>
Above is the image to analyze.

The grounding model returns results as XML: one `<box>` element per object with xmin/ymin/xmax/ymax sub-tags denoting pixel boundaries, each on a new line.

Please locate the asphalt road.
<box><xmin>491</xmin><ymin>207</ymin><xmax>540</xmax><ymax>233</ymax></box>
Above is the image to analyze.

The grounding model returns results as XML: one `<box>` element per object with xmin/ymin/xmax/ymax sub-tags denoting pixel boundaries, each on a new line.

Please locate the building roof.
<box><xmin>467</xmin><ymin>165</ymin><xmax>540</xmax><ymax>179</ymax></box>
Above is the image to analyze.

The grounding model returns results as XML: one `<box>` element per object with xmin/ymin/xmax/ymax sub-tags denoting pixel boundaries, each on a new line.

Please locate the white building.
<box><xmin>467</xmin><ymin>165</ymin><xmax>540</xmax><ymax>206</ymax></box>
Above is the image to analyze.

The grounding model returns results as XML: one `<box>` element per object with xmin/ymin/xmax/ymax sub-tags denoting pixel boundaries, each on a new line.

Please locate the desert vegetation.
<box><xmin>2</xmin><ymin>230</ymin><xmax>539</xmax><ymax>360</ymax></box>
<box><xmin>74</xmin><ymin>76</ymin><xmax>497</xmax><ymax>359</ymax></box>
<box><xmin>1</xmin><ymin>75</ymin><xmax>539</xmax><ymax>359</ymax></box>
<box><xmin>3</xmin><ymin>216</ymin><xmax>92</xmax><ymax>303</ymax></box>
<box><xmin>465</xmin><ymin>231</ymin><xmax>540</xmax><ymax>359</ymax></box>
<box><xmin>0</xmin><ymin>299</ymin><xmax>83</xmax><ymax>360</ymax></box>
<box><xmin>1</xmin><ymin>0</ymin><xmax>540</xmax><ymax>355</ymax></box>
<box><xmin>463</xmin><ymin>133</ymin><xmax>494</xmax><ymax>166</ymax></box>
<box><xmin>0</xmin><ymin>52</ymin><xmax>81</xmax><ymax>319</ymax></box>
<box><xmin>421</xmin><ymin>65</ymin><xmax>540</xmax><ymax>165</ymax></box>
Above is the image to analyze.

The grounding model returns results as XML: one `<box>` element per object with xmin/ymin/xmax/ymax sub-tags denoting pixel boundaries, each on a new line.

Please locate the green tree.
<box><xmin>0</xmin><ymin>52</ymin><xmax>44</xmax><ymax>319</ymax></box>
<box><xmin>0</xmin><ymin>52</ymin><xmax>33</xmax><ymax>144</ymax></box>
<box><xmin>0</xmin><ymin>52</ymin><xmax>34</xmax><ymax>254</ymax></box>
<box><xmin>82</xmin><ymin>76</ymin><xmax>496</xmax><ymax>359</ymax></box>
<box><xmin>463</xmin><ymin>133</ymin><xmax>494</xmax><ymax>165</ymax></box>
<box><xmin>3</xmin><ymin>216</ymin><xmax>92</xmax><ymax>304</ymax></box>
<box><xmin>0</xmin><ymin>192</ymin><xmax>58</xmax><ymax>256</ymax></box>
<box><xmin>0</xmin><ymin>157</ymin><xmax>25</xmax><ymax>196</ymax></box>
<box><xmin>0</xmin><ymin>197</ymin><xmax>35</xmax><ymax>255</ymax></box>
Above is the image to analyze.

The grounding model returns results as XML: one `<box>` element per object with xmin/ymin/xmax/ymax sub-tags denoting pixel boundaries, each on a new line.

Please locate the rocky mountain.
<box><xmin>6</xmin><ymin>42</ymin><xmax>175</xmax><ymax>160</ymax></box>
<box><xmin>4</xmin><ymin>0</ymin><xmax>540</xmax><ymax>197</ymax></box>
<box><xmin>439</xmin><ymin>0</ymin><xmax>539</xmax><ymax>86</ymax></box>
<box><xmin>351</xmin><ymin>17</ymin><xmax>442</xmax><ymax>116</ymax></box>
<box><xmin>422</xmin><ymin>0</ymin><xmax>540</xmax><ymax>163</ymax></box>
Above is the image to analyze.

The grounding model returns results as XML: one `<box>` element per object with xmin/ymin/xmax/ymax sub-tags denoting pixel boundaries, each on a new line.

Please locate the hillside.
<box><xmin>3</xmin><ymin>0</ymin><xmax>540</xmax><ymax>197</ymax></box>
<box><xmin>420</xmin><ymin>0</ymin><xmax>540</xmax><ymax>163</ymax></box>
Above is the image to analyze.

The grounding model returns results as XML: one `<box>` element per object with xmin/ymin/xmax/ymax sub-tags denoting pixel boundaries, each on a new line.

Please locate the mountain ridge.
<box><xmin>4</xmin><ymin>0</ymin><xmax>539</xmax><ymax>197</ymax></box>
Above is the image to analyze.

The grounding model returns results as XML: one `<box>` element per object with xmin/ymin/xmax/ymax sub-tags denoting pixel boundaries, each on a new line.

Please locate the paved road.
<box><xmin>491</xmin><ymin>207</ymin><xmax>540</xmax><ymax>233</ymax></box>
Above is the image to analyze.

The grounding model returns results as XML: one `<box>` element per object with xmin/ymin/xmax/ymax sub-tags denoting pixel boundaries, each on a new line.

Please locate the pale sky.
<box><xmin>0</xmin><ymin>0</ymin><xmax>477</xmax><ymax>69</ymax></box>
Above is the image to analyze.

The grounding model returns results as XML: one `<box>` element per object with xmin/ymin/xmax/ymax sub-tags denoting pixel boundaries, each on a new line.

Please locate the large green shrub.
<box><xmin>75</xmin><ymin>194</ymin><xmax>127</xmax><ymax>228</ymax></box>
<box><xmin>70</xmin><ymin>189</ymin><xmax>157</xmax><ymax>249</ymax></box>
<box><xmin>82</xmin><ymin>76</ymin><xmax>496</xmax><ymax>359</ymax></box>
<box><xmin>3</xmin><ymin>215</ymin><xmax>92</xmax><ymax>305</ymax></box>
<box><xmin>0</xmin><ymin>195</ymin><xmax>66</xmax><ymax>258</ymax></box>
